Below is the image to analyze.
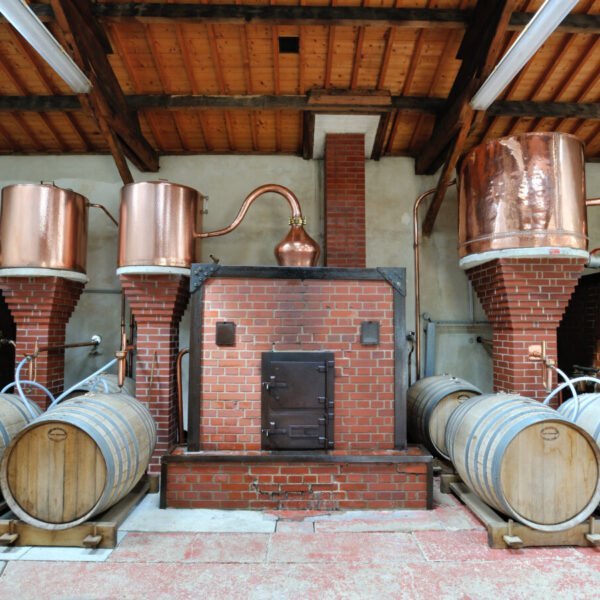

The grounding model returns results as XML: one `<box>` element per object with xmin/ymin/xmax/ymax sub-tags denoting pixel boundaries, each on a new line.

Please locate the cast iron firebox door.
<box><xmin>261</xmin><ymin>351</ymin><xmax>334</xmax><ymax>450</ymax></box>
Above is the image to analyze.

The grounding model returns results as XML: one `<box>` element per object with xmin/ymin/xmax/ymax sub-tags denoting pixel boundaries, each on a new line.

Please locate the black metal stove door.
<box><xmin>261</xmin><ymin>352</ymin><xmax>334</xmax><ymax>450</ymax></box>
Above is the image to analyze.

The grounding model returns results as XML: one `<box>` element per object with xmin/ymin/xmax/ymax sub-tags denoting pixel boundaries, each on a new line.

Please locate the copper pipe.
<box><xmin>587</xmin><ymin>198</ymin><xmax>600</xmax><ymax>207</ymax></box>
<box><xmin>115</xmin><ymin>331</ymin><xmax>134</xmax><ymax>388</ymax></box>
<box><xmin>176</xmin><ymin>348</ymin><xmax>189</xmax><ymax>444</ymax></box>
<box><xmin>193</xmin><ymin>183</ymin><xmax>303</xmax><ymax>239</ymax></box>
<box><xmin>193</xmin><ymin>183</ymin><xmax>320</xmax><ymax>266</ymax></box>
<box><xmin>413</xmin><ymin>183</ymin><xmax>456</xmax><ymax>381</ymax></box>
<box><xmin>87</xmin><ymin>202</ymin><xmax>119</xmax><ymax>227</ymax></box>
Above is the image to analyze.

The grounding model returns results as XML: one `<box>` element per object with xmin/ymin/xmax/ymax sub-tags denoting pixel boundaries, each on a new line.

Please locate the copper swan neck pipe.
<box><xmin>194</xmin><ymin>184</ymin><xmax>304</xmax><ymax>239</ymax></box>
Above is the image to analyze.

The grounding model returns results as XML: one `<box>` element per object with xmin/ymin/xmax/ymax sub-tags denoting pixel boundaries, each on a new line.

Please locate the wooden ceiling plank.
<box><xmin>9</xmin><ymin>28</ymin><xmax>88</xmax><ymax>151</ymax></box>
<box><xmin>416</xmin><ymin>0</ymin><xmax>516</xmax><ymax>176</ymax></box>
<box><xmin>554</xmin><ymin>37</ymin><xmax>600</xmax><ymax>102</ymax></box>
<box><xmin>49</xmin><ymin>0</ymin><xmax>158</xmax><ymax>178</ymax></box>
<box><xmin>273</xmin><ymin>23</ymin><xmax>282</xmax><ymax>155</ymax></box>
<box><xmin>0</xmin><ymin>119</ymin><xmax>22</xmax><ymax>152</ymax></box>
<box><xmin>108</xmin><ymin>21</ymin><xmax>163</xmax><ymax>155</ymax></box>
<box><xmin>175</xmin><ymin>24</ymin><xmax>210</xmax><ymax>152</ymax></box>
<box><xmin>239</xmin><ymin>25</ymin><xmax>258</xmax><ymax>152</ymax></box>
<box><xmin>145</xmin><ymin>23</ymin><xmax>188</xmax><ymax>151</ymax></box>
<box><xmin>11</xmin><ymin>113</ymin><xmax>46</xmax><ymax>152</ymax></box>
<box><xmin>206</xmin><ymin>24</ymin><xmax>234</xmax><ymax>149</ymax></box>
<box><xmin>0</xmin><ymin>52</ymin><xmax>57</xmax><ymax>151</ymax></box>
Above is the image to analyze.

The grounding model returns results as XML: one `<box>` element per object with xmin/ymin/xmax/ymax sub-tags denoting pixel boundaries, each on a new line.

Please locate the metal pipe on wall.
<box><xmin>413</xmin><ymin>183</ymin><xmax>456</xmax><ymax>381</ymax></box>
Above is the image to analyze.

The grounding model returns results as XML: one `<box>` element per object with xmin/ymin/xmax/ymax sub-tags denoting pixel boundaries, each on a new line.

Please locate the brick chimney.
<box><xmin>324</xmin><ymin>133</ymin><xmax>366</xmax><ymax>267</ymax></box>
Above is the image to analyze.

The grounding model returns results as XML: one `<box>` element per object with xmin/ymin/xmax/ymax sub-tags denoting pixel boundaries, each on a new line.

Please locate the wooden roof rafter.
<box><xmin>48</xmin><ymin>0</ymin><xmax>158</xmax><ymax>183</ymax></box>
<box><xmin>418</xmin><ymin>0</ymin><xmax>517</xmax><ymax>236</ymax></box>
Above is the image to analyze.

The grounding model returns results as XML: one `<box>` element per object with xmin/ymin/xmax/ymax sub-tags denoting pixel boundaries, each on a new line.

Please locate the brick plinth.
<box><xmin>467</xmin><ymin>258</ymin><xmax>586</xmax><ymax>401</ymax></box>
<box><xmin>120</xmin><ymin>275</ymin><xmax>190</xmax><ymax>473</ymax></box>
<box><xmin>163</xmin><ymin>449</ymin><xmax>431</xmax><ymax>510</ymax></box>
<box><xmin>0</xmin><ymin>277</ymin><xmax>84</xmax><ymax>408</ymax></box>
<box><xmin>200</xmin><ymin>278</ymin><xmax>395</xmax><ymax>452</ymax></box>
<box><xmin>324</xmin><ymin>134</ymin><xmax>366</xmax><ymax>267</ymax></box>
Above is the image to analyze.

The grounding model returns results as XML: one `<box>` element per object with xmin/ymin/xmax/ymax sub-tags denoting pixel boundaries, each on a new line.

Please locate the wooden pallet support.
<box><xmin>449</xmin><ymin>481</ymin><xmax>600</xmax><ymax>549</ymax></box>
<box><xmin>0</xmin><ymin>475</ymin><xmax>157</xmax><ymax>549</ymax></box>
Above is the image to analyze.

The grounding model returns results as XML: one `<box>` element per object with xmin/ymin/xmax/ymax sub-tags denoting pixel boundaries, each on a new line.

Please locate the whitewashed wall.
<box><xmin>1</xmin><ymin>154</ymin><xmax>599</xmax><ymax>395</ymax></box>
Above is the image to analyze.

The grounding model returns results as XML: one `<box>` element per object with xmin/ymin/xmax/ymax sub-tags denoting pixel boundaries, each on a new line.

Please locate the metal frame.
<box><xmin>187</xmin><ymin>265</ymin><xmax>407</xmax><ymax>451</ymax></box>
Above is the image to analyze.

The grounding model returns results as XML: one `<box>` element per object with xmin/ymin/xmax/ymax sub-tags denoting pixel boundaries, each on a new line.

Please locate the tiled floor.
<box><xmin>0</xmin><ymin>481</ymin><xmax>599</xmax><ymax>599</ymax></box>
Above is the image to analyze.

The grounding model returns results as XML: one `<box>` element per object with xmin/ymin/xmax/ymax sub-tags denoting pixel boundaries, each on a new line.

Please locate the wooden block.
<box><xmin>0</xmin><ymin>532</ymin><xmax>18</xmax><ymax>546</ymax></box>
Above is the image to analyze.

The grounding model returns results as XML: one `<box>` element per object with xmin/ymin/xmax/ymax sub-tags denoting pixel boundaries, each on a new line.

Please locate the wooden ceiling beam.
<box><xmin>49</xmin><ymin>0</ymin><xmax>158</xmax><ymax>181</ymax></box>
<box><xmin>419</xmin><ymin>0</ymin><xmax>516</xmax><ymax>236</ymax></box>
<box><xmin>23</xmin><ymin>4</ymin><xmax>600</xmax><ymax>33</ymax></box>
<box><xmin>2</xmin><ymin>95</ymin><xmax>600</xmax><ymax>121</ymax></box>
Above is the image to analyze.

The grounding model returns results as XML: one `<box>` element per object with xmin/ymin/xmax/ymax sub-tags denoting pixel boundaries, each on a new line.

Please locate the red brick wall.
<box><xmin>324</xmin><ymin>134</ymin><xmax>366</xmax><ymax>267</ymax></box>
<box><xmin>0</xmin><ymin>277</ymin><xmax>84</xmax><ymax>408</ymax></box>
<box><xmin>467</xmin><ymin>258</ymin><xmax>585</xmax><ymax>401</ymax></box>
<box><xmin>166</xmin><ymin>460</ymin><xmax>429</xmax><ymax>510</ymax></box>
<box><xmin>200</xmin><ymin>278</ymin><xmax>394</xmax><ymax>451</ymax></box>
<box><xmin>120</xmin><ymin>274</ymin><xmax>189</xmax><ymax>473</ymax></box>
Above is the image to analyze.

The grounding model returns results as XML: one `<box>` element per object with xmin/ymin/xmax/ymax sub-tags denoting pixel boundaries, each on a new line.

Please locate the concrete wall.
<box><xmin>1</xmin><ymin>154</ymin><xmax>599</xmax><ymax>395</ymax></box>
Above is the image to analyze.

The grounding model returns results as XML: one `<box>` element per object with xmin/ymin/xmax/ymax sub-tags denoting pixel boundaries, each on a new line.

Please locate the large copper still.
<box><xmin>118</xmin><ymin>181</ymin><xmax>201</xmax><ymax>270</ymax></box>
<box><xmin>118</xmin><ymin>181</ymin><xmax>320</xmax><ymax>269</ymax></box>
<box><xmin>458</xmin><ymin>133</ymin><xmax>589</xmax><ymax>267</ymax></box>
<box><xmin>0</xmin><ymin>183</ymin><xmax>88</xmax><ymax>274</ymax></box>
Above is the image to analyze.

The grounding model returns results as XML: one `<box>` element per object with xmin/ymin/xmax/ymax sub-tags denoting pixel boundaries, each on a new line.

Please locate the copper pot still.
<box><xmin>0</xmin><ymin>183</ymin><xmax>88</xmax><ymax>273</ymax></box>
<box><xmin>118</xmin><ymin>181</ymin><xmax>202</xmax><ymax>269</ymax></box>
<box><xmin>458</xmin><ymin>132</ymin><xmax>588</xmax><ymax>261</ymax></box>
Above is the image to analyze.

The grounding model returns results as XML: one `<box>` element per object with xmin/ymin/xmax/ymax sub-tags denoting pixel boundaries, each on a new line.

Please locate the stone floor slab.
<box><xmin>415</xmin><ymin>530</ymin><xmax>584</xmax><ymax>562</ymax></box>
<box><xmin>110</xmin><ymin>532</ymin><xmax>270</xmax><ymax>563</ymax></box>
<box><xmin>267</xmin><ymin>531</ymin><xmax>426</xmax><ymax>563</ymax></box>
<box><xmin>121</xmin><ymin>494</ymin><xmax>276</xmax><ymax>533</ymax></box>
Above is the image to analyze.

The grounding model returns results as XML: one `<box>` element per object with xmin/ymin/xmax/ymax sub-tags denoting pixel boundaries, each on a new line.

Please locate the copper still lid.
<box><xmin>118</xmin><ymin>180</ymin><xmax>202</xmax><ymax>270</ymax></box>
<box><xmin>0</xmin><ymin>183</ymin><xmax>88</xmax><ymax>274</ymax></box>
<box><xmin>458</xmin><ymin>132</ymin><xmax>588</xmax><ymax>266</ymax></box>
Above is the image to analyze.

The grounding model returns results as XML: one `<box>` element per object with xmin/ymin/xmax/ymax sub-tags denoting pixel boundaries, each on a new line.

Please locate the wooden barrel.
<box><xmin>557</xmin><ymin>393</ymin><xmax>600</xmax><ymax>444</ymax></box>
<box><xmin>445</xmin><ymin>393</ymin><xmax>600</xmax><ymax>531</ymax></box>
<box><xmin>407</xmin><ymin>375</ymin><xmax>481</xmax><ymax>460</ymax></box>
<box><xmin>0</xmin><ymin>394</ymin><xmax>42</xmax><ymax>463</ymax></box>
<box><xmin>0</xmin><ymin>393</ymin><xmax>156</xmax><ymax>530</ymax></box>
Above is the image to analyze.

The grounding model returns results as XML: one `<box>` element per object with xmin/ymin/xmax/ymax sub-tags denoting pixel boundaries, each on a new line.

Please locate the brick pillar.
<box><xmin>324</xmin><ymin>133</ymin><xmax>366</xmax><ymax>267</ymax></box>
<box><xmin>120</xmin><ymin>274</ymin><xmax>189</xmax><ymax>474</ymax></box>
<box><xmin>467</xmin><ymin>258</ymin><xmax>586</xmax><ymax>401</ymax></box>
<box><xmin>0</xmin><ymin>277</ymin><xmax>84</xmax><ymax>409</ymax></box>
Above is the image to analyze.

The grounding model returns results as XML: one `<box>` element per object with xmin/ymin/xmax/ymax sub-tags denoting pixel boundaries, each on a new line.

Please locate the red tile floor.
<box><xmin>0</xmin><ymin>479</ymin><xmax>598</xmax><ymax>599</ymax></box>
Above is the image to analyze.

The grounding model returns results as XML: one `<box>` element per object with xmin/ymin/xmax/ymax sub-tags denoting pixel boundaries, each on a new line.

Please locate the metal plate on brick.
<box><xmin>261</xmin><ymin>352</ymin><xmax>334</xmax><ymax>450</ymax></box>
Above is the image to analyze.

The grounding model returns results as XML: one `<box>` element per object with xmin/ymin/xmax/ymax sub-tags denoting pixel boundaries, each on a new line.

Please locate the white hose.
<box><xmin>14</xmin><ymin>356</ymin><xmax>41</xmax><ymax>418</ymax></box>
<box><xmin>1</xmin><ymin>379</ymin><xmax>55</xmax><ymax>404</ymax></box>
<box><xmin>549</xmin><ymin>366</ymin><xmax>580</xmax><ymax>419</ymax></box>
<box><xmin>50</xmin><ymin>357</ymin><xmax>118</xmax><ymax>408</ymax></box>
<box><xmin>543</xmin><ymin>376</ymin><xmax>600</xmax><ymax>420</ymax></box>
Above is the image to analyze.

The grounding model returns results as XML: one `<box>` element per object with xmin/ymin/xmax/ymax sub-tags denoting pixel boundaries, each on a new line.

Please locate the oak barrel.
<box><xmin>557</xmin><ymin>393</ymin><xmax>600</xmax><ymax>444</ymax></box>
<box><xmin>0</xmin><ymin>394</ymin><xmax>42</xmax><ymax>463</ymax></box>
<box><xmin>445</xmin><ymin>394</ymin><xmax>600</xmax><ymax>531</ymax></box>
<box><xmin>407</xmin><ymin>375</ymin><xmax>481</xmax><ymax>460</ymax></box>
<box><xmin>0</xmin><ymin>393</ymin><xmax>156</xmax><ymax>530</ymax></box>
